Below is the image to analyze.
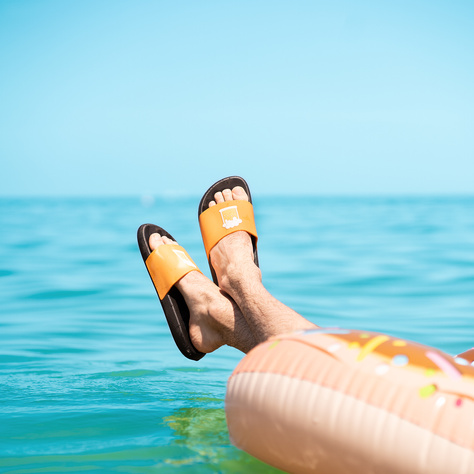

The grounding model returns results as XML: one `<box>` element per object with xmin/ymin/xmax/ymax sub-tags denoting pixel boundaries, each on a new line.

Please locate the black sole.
<box><xmin>137</xmin><ymin>224</ymin><xmax>205</xmax><ymax>361</ymax></box>
<box><xmin>198</xmin><ymin>176</ymin><xmax>259</xmax><ymax>284</ymax></box>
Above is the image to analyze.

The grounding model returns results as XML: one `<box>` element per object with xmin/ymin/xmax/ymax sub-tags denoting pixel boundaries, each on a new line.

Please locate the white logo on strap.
<box><xmin>219</xmin><ymin>205</ymin><xmax>242</xmax><ymax>229</ymax></box>
<box><xmin>172</xmin><ymin>249</ymin><xmax>196</xmax><ymax>268</ymax></box>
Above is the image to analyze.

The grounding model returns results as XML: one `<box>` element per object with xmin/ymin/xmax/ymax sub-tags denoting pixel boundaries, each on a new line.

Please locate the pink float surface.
<box><xmin>226</xmin><ymin>328</ymin><xmax>474</xmax><ymax>474</ymax></box>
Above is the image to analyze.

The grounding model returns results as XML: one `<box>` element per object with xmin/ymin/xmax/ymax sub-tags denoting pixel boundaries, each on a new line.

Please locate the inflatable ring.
<box><xmin>226</xmin><ymin>328</ymin><xmax>474</xmax><ymax>473</ymax></box>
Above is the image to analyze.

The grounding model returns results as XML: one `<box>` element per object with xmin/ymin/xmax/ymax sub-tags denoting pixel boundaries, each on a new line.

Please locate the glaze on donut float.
<box><xmin>225</xmin><ymin>328</ymin><xmax>474</xmax><ymax>474</ymax></box>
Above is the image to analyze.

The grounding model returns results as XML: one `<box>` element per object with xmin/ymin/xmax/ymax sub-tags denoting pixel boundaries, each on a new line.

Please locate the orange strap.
<box><xmin>199</xmin><ymin>200</ymin><xmax>258</xmax><ymax>258</ymax></box>
<box><xmin>145</xmin><ymin>244</ymin><xmax>201</xmax><ymax>299</ymax></box>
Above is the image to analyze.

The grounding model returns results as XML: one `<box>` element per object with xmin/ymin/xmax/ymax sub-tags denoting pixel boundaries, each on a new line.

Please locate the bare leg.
<box><xmin>208</xmin><ymin>187</ymin><xmax>318</xmax><ymax>345</ymax></box>
<box><xmin>149</xmin><ymin>233</ymin><xmax>257</xmax><ymax>354</ymax></box>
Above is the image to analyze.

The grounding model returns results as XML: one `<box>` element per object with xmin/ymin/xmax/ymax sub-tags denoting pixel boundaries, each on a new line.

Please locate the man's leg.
<box><xmin>207</xmin><ymin>187</ymin><xmax>318</xmax><ymax>344</ymax></box>
<box><xmin>148</xmin><ymin>186</ymin><xmax>317</xmax><ymax>354</ymax></box>
<box><xmin>149</xmin><ymin>233</ymin><xmax>257</xmax><ymax>354</ymax></box>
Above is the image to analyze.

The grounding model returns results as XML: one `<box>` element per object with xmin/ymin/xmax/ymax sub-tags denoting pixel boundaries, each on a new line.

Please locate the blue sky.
<box><xmin>1</xmin><ymin>0</ymin><xmax>473</xmax><ymax>196</ymax></box>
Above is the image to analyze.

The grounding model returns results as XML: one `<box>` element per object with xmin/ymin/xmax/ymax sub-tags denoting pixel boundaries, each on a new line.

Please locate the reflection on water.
<box><xmin>163</xmin><ymin>404</ymin><xmax>282</xmax><ymax>473</ymax></box>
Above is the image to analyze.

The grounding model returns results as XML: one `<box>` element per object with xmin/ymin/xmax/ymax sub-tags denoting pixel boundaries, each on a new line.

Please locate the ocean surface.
<box><xmin>1</xmin><ymin>195</ymin><xmax>473</xmax><ymax>473</ymax></box>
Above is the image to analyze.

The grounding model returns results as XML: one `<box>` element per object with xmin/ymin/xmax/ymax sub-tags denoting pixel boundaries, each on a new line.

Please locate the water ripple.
<box><xmin>1</xmin><ymin>196</ymin><xmax>473</xmax><ymax>473</ymax></box>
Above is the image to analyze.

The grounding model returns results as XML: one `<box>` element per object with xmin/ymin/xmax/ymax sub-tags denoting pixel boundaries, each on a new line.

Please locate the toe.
<box><xmin>214</xmin><ymin>191</ymin><xmax>224</xmax><ymax>204</ymax></box>
<box><xmin>232</xmin><ymin>186</ymin><xmax>248</xmax><ymax>201</ymax></box>
<box><xmin>222</xmin><ymin>189</ymin><xmax>233</xmax><ymax>201</ymax></box>
<box><xmin>149</xmin><ymin>233</ymin><xmax>163</xmax><ymax>251</ymax></box>
<box><xmin>211</xmin><ymin>185</ymin><xmax>248</xmax><ymax>207</ymax></box>
<box><xmin>161</xmin><ymin>235</ymin><xmax>178</xmax><ymax>245</ymax></box>
<box><xmin>149</xmin><ymin>232</ymin><xmax>178</xmax><ymax>251</ymax></box>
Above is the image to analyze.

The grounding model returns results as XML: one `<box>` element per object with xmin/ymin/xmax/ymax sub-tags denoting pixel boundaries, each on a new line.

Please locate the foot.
<box><xmin>208</xmin><ymin>186</ymin><xmax>262</xmax><ymax>298</ymax></box>
<box><xmin>149</xmin><ymin>233</ymin><xmax>256</xmax><ymax>354</ymax></box>
<box><xmin>207</xmin><ymin>187</ymin><xmax>318</xmax><ymax>342</ymax></box>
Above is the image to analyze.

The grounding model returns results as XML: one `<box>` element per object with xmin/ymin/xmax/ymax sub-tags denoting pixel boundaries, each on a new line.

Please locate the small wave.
<box><xmin>26</xmin><ymin>289</ymin><xmax>103</xmax><ymax>300</ymax></box>
<box><xmin>0</xmin><ymin>269</ymin><xmax>15</xmax><ymax>277</ymax></box>
<box><xmin>90</xmin><ymin>369</ymin><xmax>166</xmax><ymax>379</ymax></box>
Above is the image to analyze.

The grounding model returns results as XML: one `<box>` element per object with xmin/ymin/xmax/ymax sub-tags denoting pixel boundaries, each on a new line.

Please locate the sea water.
<box><xmin>1</xmin><ymin>196</ymin><xmax>473</xmax><ymax>473</ymax></box>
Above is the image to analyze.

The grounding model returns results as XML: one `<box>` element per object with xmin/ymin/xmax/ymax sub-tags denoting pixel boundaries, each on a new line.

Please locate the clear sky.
<box><xmin>1</xmin><ymin>0</ymin><xmax>473</xmax><ymax>196</ymax></box>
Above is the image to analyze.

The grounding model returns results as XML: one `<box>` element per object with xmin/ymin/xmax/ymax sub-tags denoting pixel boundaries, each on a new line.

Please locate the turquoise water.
<box><xmin>1</xmin><ymin>196</ymin><xmax>473</xmax><ymax>473</ymax></box>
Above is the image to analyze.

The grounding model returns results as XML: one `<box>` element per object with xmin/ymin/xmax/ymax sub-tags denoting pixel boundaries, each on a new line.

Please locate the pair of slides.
<box><xmin>137</xmin><ymin>177</ymin><xmax>258</xmax><ymax>361</ymax></box>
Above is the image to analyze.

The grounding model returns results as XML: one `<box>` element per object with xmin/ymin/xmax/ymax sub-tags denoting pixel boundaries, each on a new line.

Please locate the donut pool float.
<box><xmin>225</xmin><ymin>328</ymin><xmax>474</xmax><ymax>473</ymax></box>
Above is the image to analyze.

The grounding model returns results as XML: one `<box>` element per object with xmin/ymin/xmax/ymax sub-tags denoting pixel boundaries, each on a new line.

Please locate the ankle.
<box><xmin>221</xmin><ymin>263</ymin><xmax>262</xmax><ymax>299</ymax></box>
